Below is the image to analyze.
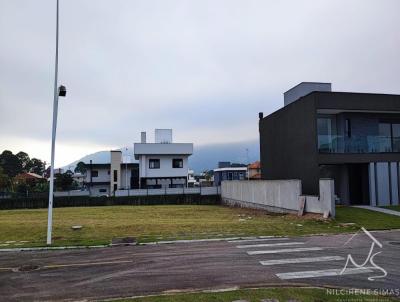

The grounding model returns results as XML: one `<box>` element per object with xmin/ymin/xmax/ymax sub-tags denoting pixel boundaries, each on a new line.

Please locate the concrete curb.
<box><xmin>0</xmin><ymin>245</ymin><xmax>109</xmax><ymax>252</ymax></box>
<box><xmin>0</xmin><ymin>236</ymin><xmax>284</xmax><ymax>252</ymax></box>
<box><xmin>141</xmin><ymin>235</ymin><xmax>285</xmax><ymax>245</ymax></box>
<box><xmin>1</xmin><ymin>229</ymin><xmax>399</xmax><ymax>252</ymax></box>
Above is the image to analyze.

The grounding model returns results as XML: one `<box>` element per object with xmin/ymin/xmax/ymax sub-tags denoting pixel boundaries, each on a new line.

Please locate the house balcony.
<box><xmin>318</xmin><ymin>135</ymin><xmax>400</xmax><ymax>154</ymax></box>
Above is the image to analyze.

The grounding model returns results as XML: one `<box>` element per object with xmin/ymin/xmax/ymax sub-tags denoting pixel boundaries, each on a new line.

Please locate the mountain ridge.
<box><xmin>62</xmin><ymin>140</ymin><xmax>259</xmax><ymax>173</ymax></box>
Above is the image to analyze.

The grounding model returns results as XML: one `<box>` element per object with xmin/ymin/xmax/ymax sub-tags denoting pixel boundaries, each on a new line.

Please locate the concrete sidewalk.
<box><xmin>353</xmin><ymin>205</ymin><xmax>400</xmax><ymax>217</ymax></box>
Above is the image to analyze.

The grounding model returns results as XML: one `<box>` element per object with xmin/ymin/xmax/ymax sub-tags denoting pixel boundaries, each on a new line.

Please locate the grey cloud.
<box><xmin>1</xmin><ymin>0</ymin><xmax>399</xmax><ymax>151</ymax></box>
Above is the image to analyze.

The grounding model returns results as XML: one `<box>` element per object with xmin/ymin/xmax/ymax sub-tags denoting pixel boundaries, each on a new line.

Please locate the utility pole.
<box><xmin>47</xmin><ymin>0</ymin><xmax>67</xmax><ymax>245</ymax></box>
<box><xmin>246</xmin><ymin>148</ymin><xmax>250</xmax><ymax>180</ymax></box>
<box><xmin>125</xmin><ymin>148</ymin><xmax>128</xmax><ymax>190</ymax></box>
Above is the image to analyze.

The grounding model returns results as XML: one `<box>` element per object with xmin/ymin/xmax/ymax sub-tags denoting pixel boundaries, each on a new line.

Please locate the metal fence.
<box><xmin>0</xmin><ymin>192</ymin><xmax>47</xmax><ymax>199</ymax></box>
<box><xmin>115</xmin><ymin>186</ymin><xmax>219</xmax><ymax>197</ymax></box>
<box><xmin>1</xmin><ymin>187</ymin><xmax>220</xmax><ymax>199</ymax></box>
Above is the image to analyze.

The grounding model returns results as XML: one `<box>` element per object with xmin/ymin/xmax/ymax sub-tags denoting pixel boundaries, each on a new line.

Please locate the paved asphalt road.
<box><xmin>0</xmin><ymin>230</ymin><xmax>399</xmax><ymax>301</ymax></box>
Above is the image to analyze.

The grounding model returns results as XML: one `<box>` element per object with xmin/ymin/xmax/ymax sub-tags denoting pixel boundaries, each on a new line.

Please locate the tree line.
<box><xmin>0</xmin><ymin>150</ymin><xmax>85</xmax><ymax>194</ymax></box>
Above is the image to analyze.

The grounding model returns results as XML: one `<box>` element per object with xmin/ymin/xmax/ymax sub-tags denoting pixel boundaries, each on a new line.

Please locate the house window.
<box><xmin>113</xmin><ymin>184</ymin><xmax>117</xmax><ymax>192</ymax></box>
<box><xmin>172</xmin><ymin>158</ymin><xmax>183</xmax><ymax>168</ymax></box>
<box><xmin>99</xmin><ymin>188</ymin><xmax>107</xmax><ymax>193</ymax></box>
<box><xmin>345</xmin><ymin>119</ymin><xmax>351</xmax><ymax>138</ymax></box>
<box><xmin>228</xmin><ymin>172</ymin><xmax>233</xmax><ymax>180</ymax></box>
<box><xmin>107</xmin><ymin>170</ymin><xmax>110</xmax><ymax>175</ymax></box>
<box><xmin>379</xmin><ymin>123</ymin><xmax>392</xmax><ymax>152</ymax></box>
<box><xmin>113</xmin><ymin>170</ymin><xmax>118</xmax><ymax>182</ymax></box>
<box><xmin>393</xmin><ymin>124</ymin><xmax>400</xmax><ymax>152</ymax></box>
<box><xmin>92</xmin><ymin>170</ymin><xmax>98</xmax><ymax>177</ymax></box>
<box><xmin>379</xmin><ymin>122</ymin><xmax>400</xmax><ymax>152</ymax></box>
<box><xmin>149</xmin><ymin>159</ymin><xmax>160</xmax><ymax>169</ymax></box>
<box><xmin>317</xmin><ymin>116</ymin><xmax>337</xmax><ymax>152</ymax></box>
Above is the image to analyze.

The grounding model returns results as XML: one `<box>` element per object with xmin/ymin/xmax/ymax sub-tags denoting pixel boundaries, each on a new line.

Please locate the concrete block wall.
<box><xmin>305</xmin><ymin>179</ymin><xmax>335</xmax><ymax>217</ymax></box>
<box><xmin>221</xmin><ymin>179</ymin><xmax>335</xmax><ymax>217</ymax></box>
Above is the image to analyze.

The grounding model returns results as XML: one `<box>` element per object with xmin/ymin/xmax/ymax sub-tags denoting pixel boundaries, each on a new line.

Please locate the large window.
<box><xmin>92</xmin><ymin>170</ymin><xmax>98</xmax><ymax>177</ymax></box>
<box><xmin>393</xmin><ymin>124</ymin><xmax>400</xmax><ymax>152</ymax></box>
<box><xmin>113</xmin><ymin>170</ymin><xmax>118</xmax><ymax>182</ymax></box>
<box><xmin>172</xmin><ymin>159</ymin><xmax>183</xmax><ymax>168</ymax></box>
<box><xmin>149</xmin><ymin>159</ymin><xmax>160</xmax><ymax>169</ymax></box>
<box><xmin>345</xmin><ymin>119</ymin><xmax>351</xmax><ymax>138</ymax></box>
<box><xmin>317</xmin><ymin>116</ymin><xmax>337</xmax><ymax>152</ymax></box>
<box><xmin>379</xmin><ymin>122</ymin><xmax>400</xmax><ymax>152</ymax></box>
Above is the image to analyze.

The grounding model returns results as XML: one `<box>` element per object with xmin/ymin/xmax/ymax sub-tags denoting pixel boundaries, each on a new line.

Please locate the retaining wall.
<box><xmin>221</xmin><ymin>179</ymin><xmax>335</xmax><ymax>217</ymax></box>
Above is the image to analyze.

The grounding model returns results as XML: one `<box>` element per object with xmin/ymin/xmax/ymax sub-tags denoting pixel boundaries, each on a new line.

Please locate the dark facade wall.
<box><xmin>259</xmin><ymin>94</ymin><xmax>320</xmax><ymax>195</ymax></box>
<box><xmin>316</xmin><ymin>92</ymin><xmax>400</xmax><ymax>111</ymax></box>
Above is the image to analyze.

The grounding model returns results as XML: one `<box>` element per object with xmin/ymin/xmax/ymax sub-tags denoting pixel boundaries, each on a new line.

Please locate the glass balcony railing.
<box><xmin>318</xmin><ymin>135</ymin><xmax>400</xmax><ymax>153</ymax></box>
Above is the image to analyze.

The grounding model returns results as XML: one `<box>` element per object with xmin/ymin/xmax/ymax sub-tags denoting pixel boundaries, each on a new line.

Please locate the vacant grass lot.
<box><xmin>113</xmin><ymin>287</ymin><xmax>397</xmax><ymax>302</ymax></box>
<box><xmin>1</xmin><ymin>205</ymin><xmax>400</xmax><ymax>248</ymax></box>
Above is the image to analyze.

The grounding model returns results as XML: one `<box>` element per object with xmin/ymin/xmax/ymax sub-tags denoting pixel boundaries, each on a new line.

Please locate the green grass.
<box><xmin>111</xmin><ymin>287</ymin><xmax>397</xmax><ymax>302</ymax></box>
<box><xmin>0</xmin><ymin>205</ymin><xmax>399</xmax><ymax>248</ymax></box>
<box><xmin>382</xmin><ymin>205</ymin><xmax>400</xmax><ymax>212</ymax></box>
<box><xmin>336</xmin><ymin>206</ymin><xmax>400</xmax><ymax>229</ymax></box>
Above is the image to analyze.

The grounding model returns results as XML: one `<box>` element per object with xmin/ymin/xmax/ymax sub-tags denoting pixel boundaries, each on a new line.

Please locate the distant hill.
<box><xmin>62</xmin><ymin>140</ymin><xmax>259</xmax><ymax>173</ymax></box>
<box><xmin>190</xmin><ymin>140</ymin><xmax>259</xmax><ymax>172</ymax></box>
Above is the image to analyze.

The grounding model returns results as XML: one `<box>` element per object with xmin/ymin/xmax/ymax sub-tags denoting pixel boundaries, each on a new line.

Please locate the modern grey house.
<box><xmin>259</xmin><ymin>82</ymin><xmax>400</xmax><ymax>206</ymax></box>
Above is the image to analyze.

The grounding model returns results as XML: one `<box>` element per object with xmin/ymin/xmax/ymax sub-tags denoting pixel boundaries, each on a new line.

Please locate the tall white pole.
<box><xmin>246</xmin><ymin>148</ymin><xmax>250</xmax><ymax>180</ymax></box>
<box><xmin>47</xmin><ymin>0</ymin><xmax>60</xmax><ymax>245</ymax></box>
<box><xmin>125</xmin><ymin>148</ymin><xmax>128</xmax><ymax>189</ymax></box>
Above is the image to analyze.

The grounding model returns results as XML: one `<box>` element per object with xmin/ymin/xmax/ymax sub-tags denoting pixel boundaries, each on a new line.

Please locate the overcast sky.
<box><xmin>1</xmin><ymin>0</ymin><xmax>399</xmax><ymax>167</ymax></box>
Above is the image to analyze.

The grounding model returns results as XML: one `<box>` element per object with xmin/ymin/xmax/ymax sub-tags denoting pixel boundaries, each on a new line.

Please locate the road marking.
<box><xmin>0</xmin><ymin>267</ymin><xmax>13</xmax><ymax>271</ymax></box>
<box><xmin>276</xmin><ymin>267</ymin><xmax>374</xmax><ymax>280</ymax></box>
<box><xmin>0</xmin><ymin>260</ymin><xmax>135</xmax><ymax>272</ymax></box>
<box><xmin>237</xmin><ymin>242</ymin><xmax>304</xmax><ymax>249</ymax></box>
<box><xmin>228</xmin><ymin>238</ymin><xmax>289</xmax><ymax>243</ymax></box>
<box><xmin>260</xmin><ymin>256</ymin><xmax>345</xmax><ymax>266</ymax></box>
<box><xmin>247</xmin><ymin>247</ymin><xmax>323</xmax><ymax>255</ymax></box>
<box><xmin>43</xmin><ymin>260</ymin><xmax>134</xmax><ymax>269</ymax></box>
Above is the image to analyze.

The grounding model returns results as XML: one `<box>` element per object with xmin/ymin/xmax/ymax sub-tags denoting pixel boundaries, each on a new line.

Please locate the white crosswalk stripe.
<box><xmin>276</xmin><ymin>267</ymin><xmax>374</xmax><ymax>280</ymax></box>
<box><xmin>247</xmin><ymin>247</ymin><xmax>323</xmax><ymax>255</ymax></box>
<box><xmin>235</xmin><ymin>238</ymin><xmax>369</xmax><ymax>280</ymax></box>
<box><xmin>236</xmin><ymin>242</ymin><xmax>304</xmax><ymax>249</ymax></box>
<box><xmin>260</xmin><ymin>256</ymin><xmax>344</xmax><ymax>266</ymax></box>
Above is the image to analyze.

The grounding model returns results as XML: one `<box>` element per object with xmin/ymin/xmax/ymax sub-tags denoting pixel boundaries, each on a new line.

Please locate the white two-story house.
<box><xmin>134</xmin><ymin>129</ymin><xmax>193</xmax><ymax>188</ymax></box>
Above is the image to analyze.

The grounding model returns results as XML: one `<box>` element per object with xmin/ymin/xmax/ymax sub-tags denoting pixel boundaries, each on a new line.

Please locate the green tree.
<box><xmin>0</xmin><ymin>150</ymin><xmax>22</xmax><ymax>177</ymax></box>
<box><xmin>0</xmin><ymin>167</ymin><xmax>10</xmax><ymax>190</ymax></box>
<box><xmin>33</xmin><ymin>181</ymin><xmax>49</xmax><ymax>193</ymax></box>
<box><xmin>15</xmin><ymin>180</ymin><xmax>29</xmax><ymax>195</ymax></box>
<box><xmin>16</xmin><ymin>151</ymin><xmax>31</xmax><ymax>172</ymax></box>
<box><xmin>74</xmin><ymin>161</ymin><xmax>87</xmax><ymax>174</ymax></box>
<box><xmin>55</xmin><ymin>173</ymin><xmax>73</xmax><ymax>191</ymax></box>
<box><xmin>29</xmin><ymin>158</ymin><xmax>45</xmax><ymax>175</ymax></box>
<box><xmin>203</xmin><ymin>170</ymin><xmax>213</xmax><ymax>181</ymax></box>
